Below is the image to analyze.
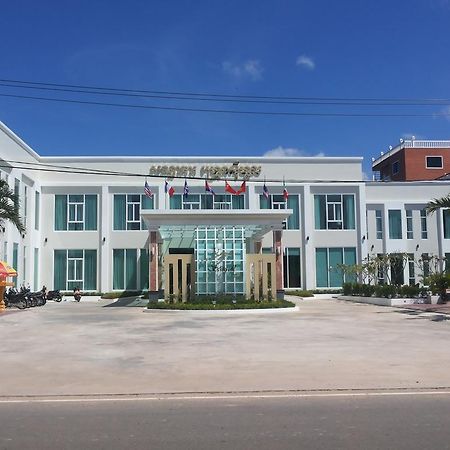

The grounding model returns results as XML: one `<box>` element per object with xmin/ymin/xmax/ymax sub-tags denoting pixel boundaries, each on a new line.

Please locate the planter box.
<box><xmin>339</xmin><ymin>295</ymin><xmax>418</xmax><ymax>307</ymax></box>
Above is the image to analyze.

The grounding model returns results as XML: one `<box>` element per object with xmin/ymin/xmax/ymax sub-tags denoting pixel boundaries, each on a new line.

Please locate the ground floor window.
<box><xmin>112</xmin><ymin>248</ymin><xmax>149</xmax><ymax>290</ymax></box>
<box><xmin>284</xmin><ymin>247</ymin><xmax>301</xmax><ymax>288</ymax></box>
<box><xmin>315</xmin><ymin>247</ymin><xmax>356</xmax><ymax>288</ymax></box>
<box><xmin>195</xmin><ymin>226</ymin><xmax>245</xmax><ymax>295</ymax></box>
<box><xmin>54</xmin><ymin>249</ymin><xmax>97</xmax><ymax>291</ymax></box>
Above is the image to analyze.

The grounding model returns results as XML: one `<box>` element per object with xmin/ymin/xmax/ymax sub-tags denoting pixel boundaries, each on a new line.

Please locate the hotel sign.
<box><xmin>148</xmin><ymin>164</ymin><xmax>262</xmax><ymax>180</ymax></box>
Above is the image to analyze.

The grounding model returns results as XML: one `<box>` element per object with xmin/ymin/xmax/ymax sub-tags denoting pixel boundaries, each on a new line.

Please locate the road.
<box><xmin>1</xmin><ymin>391</ymin><xmax>450</xmax><ymax>450</ymax></box>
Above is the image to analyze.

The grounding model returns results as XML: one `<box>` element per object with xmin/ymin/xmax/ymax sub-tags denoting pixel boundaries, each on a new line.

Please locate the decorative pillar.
<box><xmin>149</xmin><ymin>231</ymin><xmax>159</xmax><ymax>300</ymax></box>
<box><xmin>273</xmin><ymin>230</ymin><xmax>284</xmax><ymax>300</ymax></box>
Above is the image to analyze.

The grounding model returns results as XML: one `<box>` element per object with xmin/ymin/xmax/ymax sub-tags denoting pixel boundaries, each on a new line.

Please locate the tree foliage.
<box><xmin>426</xmin><ymin>193</ymin><xmax>450</xmax><ymax>215</ymax></box>
<box><xmin>0</xmin><ymin>179</ymin><xmax>25</xmax><ymax>234</ymax></box>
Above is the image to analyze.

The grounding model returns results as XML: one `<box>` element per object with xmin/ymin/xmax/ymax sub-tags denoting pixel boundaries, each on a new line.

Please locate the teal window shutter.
<box><xmin>55</xmin><ymin>195</ymin><xmax>67</xmax><ymax>230</ymax></box>
<box><xmin>113</xmin><ymin>249</ymin><xmax>125</xmax><ymax>290</ymax></box>
<box><xmin>344</xmin><ymin>247</ymin><xmax>357</xmax><ymax>283</ymax></box>
<box><xmin>287</xmin><ymin>195</ymin><xmax>299</xmax><ymax>230</ymax></box>
<box><xmin>329</xmin><ymin>248</ymin><xmax>344</xmax><ymax>287</ymax></box>
<box><xmin>343</xmin><ymin>195</ymin><xmax>355</xmax><ymax>229</ymax></box>
<box><xmin>85</xmin><ymin>195</ymin><xmax>98</xmax><ymax>231</ymax></box>
<box><xmin>84</xmin><ymin>250</ymin><xmax>97</xmax><ymax>290</ymax></box>
<box><xmin>314</xmin><ymin>195</ymin><xmax>326</xmax><ymax>229</ymax></box>
<box><xmin>170</xmin><ymin>195</ymin><xmax>182</xmax><ymax>209</ymax></box>
<box><xmin>388</xmin><ymin>210</ymin><xmax>402</xmax><ymax>239</ymax></box>
<box><xmin>259</xmin><ymin>195</ymin><xmax>270</xmax><ymax>209</ymax></box>
<box><xmin>443</xmin><ymin>210</ymin><xmax>450</xmax><ymax>239</ymax></box>
<box><xmin>141</xmin><ymin>194</ymin><xmax>153</xmax><ymax>230</ymax></box>
<box><xmin>139</xmin><ymin>248</ymin><xmax>149</xmax><ymax>290</ymax></box>
<box><xmin>315</xmin><ymin>248</ymin><xmax>328</xmax><ymax>287</ymax></box>
<box><xmin>125</xmin><ymin>249</ymin><xmax>137</xmax><ymax>290</ymax></box>
<box><xmin>54</xmin><ymin>250</ymin><xmax>67</xmax><ymax>290</ymax></box>
<box><xmin>113</xmin><ymin>195</ymin><xmax>126</xmax><ymax>230</ymax></box>
<box><xmin>232</xmin><ymin>195</ymin><xmax>245</xmax><ymax>209</ymax></box>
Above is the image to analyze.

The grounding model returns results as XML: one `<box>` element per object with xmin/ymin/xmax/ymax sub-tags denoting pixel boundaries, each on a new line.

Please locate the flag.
<box><xmin>165</xmin><ymin>180</ymin><xmax>175</xmax><ymax>197</ymax></box>
<box><xmin>237</xmin><ymin>180</ymin><xmax>246</xmax><ymax>195</ymax></box>
<box><xmin>205</xmin><ymin>180</ymin><xmax>215</xmax><ymax>195</ymax></box>
<box><xmin>144</xmin><ymin>181</ymin><xmax>153</xmax><ymax>198</ymax></box>
<box><xmin>283</xmin><ymin>185</ymin><xmax>289</xmax><ymax>200</ymax></box>
<box><xmin>262</xmin><ymin>183</ymin><xmax>269</xmax><ymax>199</ymax></box>
<box><xmin>225</xmin><ymin>181</ymin><xmax>237</xmax><ymax>195</ymax></box>
<box><xmin>183</xmin><ymin>179</ymin><xmax>189</xmax><ymax>198</ymax></box>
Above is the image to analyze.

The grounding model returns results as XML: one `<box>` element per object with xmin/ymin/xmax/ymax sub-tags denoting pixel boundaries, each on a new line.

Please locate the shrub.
<box><xmin>287</xmin><ymin>290</ymin><xmax>314</xmax><ymax>297</ymax></box>
<box><xmin>101</xmin><ymin>290</ymin><xmax>145</xmax><ymax>299</ymax></box>
<box><xmin>147</xmin><ymin>299</ymin><xmax>295</xmax><ymax>310</ymax></box>
<box><xmin>342</xmin><ymin>283</ymin><xmax>353</xmax><ymax>296</ymax></box>
<box><xmin>361</xmin><ymin>284</ymin><xmax>375</xmax><ymax>297</ymax></box>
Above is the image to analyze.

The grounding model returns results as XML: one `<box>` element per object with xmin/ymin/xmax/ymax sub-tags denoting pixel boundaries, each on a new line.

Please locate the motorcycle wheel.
<box><xmin>55</xmin><ymin>295</ymin><xmax>62</xmax><ymax>302</ymax></box>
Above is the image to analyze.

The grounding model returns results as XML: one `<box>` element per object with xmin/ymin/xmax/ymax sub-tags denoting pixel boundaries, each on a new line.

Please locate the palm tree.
<box><xmin>426</xmin><ymin>194</ymin><xmax>450</xmax><ymax>215</ymax></box>
<box><xmin>0</xmin><ymin>179</ymin><xmax>25</xmax><ymax>234</ymax></box>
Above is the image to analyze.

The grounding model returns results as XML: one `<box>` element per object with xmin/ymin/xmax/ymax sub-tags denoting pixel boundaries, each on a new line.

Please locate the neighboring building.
<box><xmin>372</xmin><ymin>138</ymin><xmax>450</xmax><ymax>181</ymax></box>
<box><xmin>1</xmin><ymin>121</ymin><xmax>450</xmax><ymax>296</ymax></box>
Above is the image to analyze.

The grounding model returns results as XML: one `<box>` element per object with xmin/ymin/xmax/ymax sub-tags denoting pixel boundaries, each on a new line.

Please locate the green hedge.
<box><xmin>342</xmin><ymin>282</ymin><xmax>427</xmax><ymax>299</ymax></box>
<box><xmin>101</xmin><ymin>290</ymin><xmax>146</xmax><ymax>299</ymax></box>
<box><xmin>286</xmin><ymin>290</ymin><xmax>314</xmax><ymax>297</ymax></box>
<box><xmin>147</xmin><ymin>299</ymin><xmax>295</xmax><ymax>310</ymax></box>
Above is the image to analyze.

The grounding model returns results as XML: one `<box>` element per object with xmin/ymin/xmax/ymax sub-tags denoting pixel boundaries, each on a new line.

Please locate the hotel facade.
<box><xmin>1</xmin><ymin>121</ymin><xmax>450</xmax><ymax>297</ymax></box>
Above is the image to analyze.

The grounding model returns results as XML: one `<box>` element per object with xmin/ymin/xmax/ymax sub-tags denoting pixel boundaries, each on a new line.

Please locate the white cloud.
<box><xmin>222</xmin><ymin>59</ymin><xmax>263</xmax><ymax>80</ymax></box>
<box><xmin>296</xmin><ymin>55</ymin><xmax>315</xmax><ymax>70</ymax></box>
<box><xmin>263</xmin><ymin>146</ymin><xmax>325</xmax><ymax>157</ymax></box>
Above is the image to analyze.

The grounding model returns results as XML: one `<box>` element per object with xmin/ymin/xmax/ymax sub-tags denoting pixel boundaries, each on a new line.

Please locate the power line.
<box><xmin>0</xmin><ymin>92</ymin><xmax>445</xmax><ymax>118</ymax></box>
<box><xmin>2</xmin><ymin>77</ymin><xmax>450</xmax><ymax>104</ymax></box>
<box><xmin>0</xmin><ymin>81</ymin><xmax>449</xmax><ymax>106</ymax></box>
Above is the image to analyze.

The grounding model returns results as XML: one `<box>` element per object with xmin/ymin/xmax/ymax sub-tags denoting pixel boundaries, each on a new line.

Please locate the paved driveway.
<box><xmin>1</xmin><ymin>298</ymin><xmax>450</xmax><ymax>396</ymax></box>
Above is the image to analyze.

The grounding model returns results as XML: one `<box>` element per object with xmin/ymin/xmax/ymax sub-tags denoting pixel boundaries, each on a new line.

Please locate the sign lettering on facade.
<box><xmin>148</xmin><ymin>165</ymin><xmax>262</xmax><ymax>180</ymax></box>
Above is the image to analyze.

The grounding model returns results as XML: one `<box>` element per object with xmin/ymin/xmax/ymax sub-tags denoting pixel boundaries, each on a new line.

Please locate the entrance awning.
<box><xmin>141</xmin><ymin>209</ymin><xmax>292</xmax><ymax>240</ymax></box>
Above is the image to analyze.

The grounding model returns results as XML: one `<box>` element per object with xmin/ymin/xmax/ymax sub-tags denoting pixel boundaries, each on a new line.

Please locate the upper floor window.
<box><xmin>375</xmin><ymin>210</ymin><xmax>383</xmax><ymax>239</ymax></box>
<box><xmin>35</xmin><ymin>191</ymin><xmax>40</xmax><ymax>231</ymax></box>
<box><xmin>388</xmin><ymin>209</ymin><xmax>402</xmax><ymax>239</ymax></box>
<box><xmin>260</xmin><ymin>194</ymin><xmax>299</xmax><ymax>230</ymax></box>
<box><xmin>443</xmin><ymin>209</ymin><xmax>450</xmax><ymax>239</ymax></box>
<box><xmin>392</xmin><ymin>160</ymin><xmax>400</xmax><ymax>175</ymax></box>
<box><xmin>420</xmin><ymin>209</ymin><xmax>428</xmax><ymax>239</ymax></box>
<box><xmin>113</xmin><ymin>194</ymin><xmax>154</xmax><ymax>231</ymax></box>
<box><xmin>55</xmin><ymin>194</ymin><xmax>98</xmax><ymax>231</ymax></box>
<box><xmin>314</xmin><ymin>194</ymin><xmax>355</xmax><ymax>230</ymax></box>
<box><xmin>406</xmin><ymin>209</ymin><xmax>413</xmax><ymax>239</ymax></box>
<box><xmin>14</xmin><ymin>178</ymin><xmax>20</xmax><ymax>210</ymax></box>
<box><xmin>170</xmin><ymin>194</ymin><xmax>245</xmax><ymax>211</ymax></box>
<box><xmin>426</xmin><ymin>156</ymin><xmax>443</xmax><ymax>169</ymax></box>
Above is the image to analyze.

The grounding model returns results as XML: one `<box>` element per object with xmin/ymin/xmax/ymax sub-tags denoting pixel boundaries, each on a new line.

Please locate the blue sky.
<box><xmin>1</xmin><ymin>0</ymin><xmax>450</xmax><ymax>176</ymax></box>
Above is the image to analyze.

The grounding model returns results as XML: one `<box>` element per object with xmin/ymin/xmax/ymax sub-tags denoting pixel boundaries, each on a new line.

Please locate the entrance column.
<box><xmin>273</xmin><ymin>229</ymin><xmax>284</xmax><ymax>300</ymax></box>
<box><xmin>149</xmin><ymin>230</ymin><xmax>159</xmax><ymax>300</ymax></box>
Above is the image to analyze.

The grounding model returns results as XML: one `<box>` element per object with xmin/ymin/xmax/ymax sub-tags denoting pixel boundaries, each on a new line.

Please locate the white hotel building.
<box><xmin>1</xmin><ymin>120</ymin><xmax>450</xmax><ymax>297</ymax></box>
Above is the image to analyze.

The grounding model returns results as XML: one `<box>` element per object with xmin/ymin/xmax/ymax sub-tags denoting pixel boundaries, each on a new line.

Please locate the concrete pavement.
<box><xmin>1</xmin><ymin>298</ymin><xmax>450</xmax><ymax>397</ymax></box>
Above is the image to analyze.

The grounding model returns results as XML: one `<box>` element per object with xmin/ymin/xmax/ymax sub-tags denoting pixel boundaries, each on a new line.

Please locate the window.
<box><xmin>23</xmin><ymin>186</ymin><xmax>28</xmax><ymax>226</ymax></box>
<box><xmin>408</xmin><ymin>254</ymin><xmax>415</xmax><ymax>286</ymax></box>
<box><xmin>377</xmin><ymin>253</ymin><xmax>385</xmax><ymax>285</ymax></box>
<box><xmin>35</xmin><ymin>191</ymin><xmax>40</xmax><ymax>231</ymax></box>
<box><xmin>260</xmin><ymin>194</ymin><xmax>299</xmax><ymax>230</ymax></box>
<box><xmin>375</xmin><ymin>210</ymin><xmax>383</xmax><ymax>239</ymax></box>
<box><xmin>3</xmin><ymin>241</ymin><xmax>7</xmax><ymax>263</ymax></box>
<box><xmin>113</xmin><ymin>194</ymin><xmax>153</xmax><ymax>231</ymax></box>
<box><xmin>392</xmin><ymin>160</ymin><xmax>400</xmax><ymax>175</ymax></box>
<box><xmin>444</xmin><ymin>210</ymin><xmax>450</xmax><ymax>239</ymax></box>
<box><xmin>406</xmin><ymin>209</ymin><xmax>413</xmax><ymax>239</ymax></box>
<box><xmin>195</xmin><ymin>227</ymin><xmax>245</xmax><ymax>295</ymax></box>
<box><xmin>14</xmin><ymin>178</ymin><xmax>20</xmax><ymax>210</ymax></box>
<box><xmin>388</xmin><ymin>210</ymin><xmax>402</xmax><ymax>239</ymax></box>
<box><xmin>55</xmin><ymin>194</ymin><xmax>98</xmax><ymax>231</ymax></box>
<box><xmin>284</xmin><ymin>248</ymin><xmax>301</xmax><ymax>288</ymax></box>
<box><xmin>12</xmin><ymin>243</ymin><xmax>18</xmax><ymax>287</ymax></box>
<box><xmin>422</xmin><ymin>253</ymin><xmax>430</xmax><ymax>279</ymax></box>
<box><xmin>426</xmin><ymin>156</ymin><xmax>443</xmax><ymax>169</ymax></box>
<box><xmin>23</xmin><ymin>246</ymin><xmax>27</xmax><ymax>286</ymax></box>
<box><xmin>54</xmin><ymin>249</ymin><xmax>97</xmax><ymax>291</ymax></box>
<box><xmin>170</xmin><ymin>194</ymin><xmax>245</xmax><ymax>211</ymax></box>
<box><xmin>112</xmin><ymin>248</ymin><xmax>149</xmax><ymax>290</ymax></box>
<box><xmin>315</xmin><ymin>247</ymin><xmax>356</xmax><ymax>288</ymax></box>
<box><xmin>314</xmin><ymin>194</ymin><xmax>355</xmax><ymax>230</ymax></box>
<box><xmin>420</xmin><ymin>209</ymin><xmax>428</xmax><ymax>239</ymax></box>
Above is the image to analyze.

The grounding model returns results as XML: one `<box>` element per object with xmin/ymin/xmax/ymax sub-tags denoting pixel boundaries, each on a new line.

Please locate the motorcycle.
<box><xmin>4</xmin><ymin>287</ymin><xmax>27</xmax><ymax>309</ymax></box>
<box><xmin>46</xmin><ymin>289</ymin><xmax>62</xmax><ymax>302</ymax></box>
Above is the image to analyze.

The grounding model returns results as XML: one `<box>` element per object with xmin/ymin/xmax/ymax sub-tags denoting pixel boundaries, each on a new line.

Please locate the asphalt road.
<box><xmin>1</xmin><ymin>392</ymin><xmax>450</xmax><ymax>450</ymax></box>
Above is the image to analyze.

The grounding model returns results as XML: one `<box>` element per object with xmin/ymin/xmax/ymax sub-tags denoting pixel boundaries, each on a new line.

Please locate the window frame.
<box><xmin>67</xmin><ymin>195</ymin><xmax>85</xmax><ymax>231</ymax></box>
<box><xmin>375</xmin><ymin>210</ymin><xmax>383</xmax><ymax>239</ymax></box>
<box><xmin>425</xmin><ymin>155</ymin><xmax>443</xmax><ymax>169</ymax></box>
<box><xmin>406</xmin><ymin>209</ymin><xmax>413</xmax><ymax>240</ymax></box>
<box><xmin>420</xmin><ymin>209</ymin><xmax>428</xmax><ymax>239</ymax></box>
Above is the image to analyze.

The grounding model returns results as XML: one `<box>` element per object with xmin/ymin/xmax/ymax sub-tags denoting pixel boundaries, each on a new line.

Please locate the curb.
<box><xmin>143</xmin><ymin>306</ymin><xmax>299</xmax><ymax>315</ymax></box>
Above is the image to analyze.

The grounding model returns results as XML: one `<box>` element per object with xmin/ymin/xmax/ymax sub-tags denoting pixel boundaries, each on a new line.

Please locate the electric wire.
<box><xmin>2</xmin><ymin>77</ymin><xmax>450</xmax><ymax>104</ymax></box>
<box><xmin>0</xmin><ymin>93</ymin><xmax>446</xmax><ymax>117</ymax></box>
<box><xmin>1</xmin><ymin>82</ymin><xmax>449</xmax><ymax>106</ymax></box>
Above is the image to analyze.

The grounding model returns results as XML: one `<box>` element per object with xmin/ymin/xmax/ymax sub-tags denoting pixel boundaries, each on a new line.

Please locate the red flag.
<box><xmin>225</xmin><ymin>181</ymin><xmax>237</xmax><ymax>195</ymax></box>
<box><xmin>237</xmin><ymin>181</ymin><xmax>246</xmax><ymax>195</ymax></box>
